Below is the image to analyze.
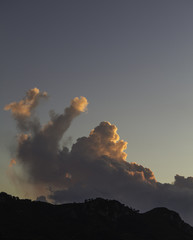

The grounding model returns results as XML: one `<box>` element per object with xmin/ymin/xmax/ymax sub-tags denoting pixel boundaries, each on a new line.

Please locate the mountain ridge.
<box><xmin>0</xmin><ymin>192</ymin><xmax>193</xmax><ymax>240</ymax></box>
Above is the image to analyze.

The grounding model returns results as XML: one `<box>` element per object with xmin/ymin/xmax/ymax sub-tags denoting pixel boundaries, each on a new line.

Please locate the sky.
<box><xmin>2</xmin><ymin>0</ymin><xmax>193</xmax><ymax>224</ymax></box>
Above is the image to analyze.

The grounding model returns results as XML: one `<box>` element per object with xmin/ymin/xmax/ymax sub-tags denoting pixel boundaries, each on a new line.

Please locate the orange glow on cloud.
<box><xmin>71</xmin><ymin>96</ymin><xmax>88</xmax><ymax>112</ymax></box>
<box><xmin>89</xmin><ymin>121</ymin><xmax>128</xmax><ymax>161</ymax></box>
<box><xmin>65</xmin><ymin>173</ymin><xmax>72</xmax><ymax>179</ymax></box>
<box><xmin>18</xmin><ymin>134</ymin><xmax>31</xmax><ymax>144</ymax></box>
<box><xmin>4</xmin><ymin>88</ymin><xmax>48</xmax><ymax>118</ymax></box>
<box><xmin>9</xmin><ymin>159</ymin><xmax>16</xmax><ymax>167</ymax></box>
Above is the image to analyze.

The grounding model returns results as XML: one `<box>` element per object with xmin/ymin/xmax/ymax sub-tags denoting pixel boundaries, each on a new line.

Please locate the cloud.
<box><xmin>174</xmin><ymin>175</ymin><xmax>193</xmax><ymax>189</ymax></box>
<box><xmin>14</xmin><ymin>95</ymin><xmax>88</xmax><ymax>188</ymax></box>
<box><xmin>4</xmin><ymin>88</ymin><xmax>48</xmax><ymax>118</ymax></box>
<box><xmin>5</xmin><ymin>88</ymin><xmax>193</xmax><ymax>225</ymax></box>
<box><xmin>4</xmin><ymin>88</ymin><xmax>48</xmax><ymax>131</ymax></box>
<box><xmin>71</xmin><ymin>121</ymin><xmax>128</xmax><ymax>161</ymax></box>
<box><xmin>9</xmin><ymin>159</ymin><xmax>16</xmax><ymax>167</ymax></box>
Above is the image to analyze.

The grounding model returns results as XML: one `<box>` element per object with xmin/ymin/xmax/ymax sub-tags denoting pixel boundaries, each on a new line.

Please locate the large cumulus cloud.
<box><xmin>5</xmin><ymin>88</ymin><xmax>193</xmax><ymax>225</ymax></box>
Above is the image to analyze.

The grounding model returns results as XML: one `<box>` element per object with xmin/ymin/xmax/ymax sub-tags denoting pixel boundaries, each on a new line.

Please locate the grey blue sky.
<box><xmin>1</xmin><ymin>1</ymin><xmax>193</xmax><ymax>197</ymax></box>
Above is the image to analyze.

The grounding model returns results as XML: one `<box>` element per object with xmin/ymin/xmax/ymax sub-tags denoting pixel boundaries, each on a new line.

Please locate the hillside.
<box><xmin>0</xmin><ymin>192</ymin><xmax>193</xmax><ymax>240</ymax></box>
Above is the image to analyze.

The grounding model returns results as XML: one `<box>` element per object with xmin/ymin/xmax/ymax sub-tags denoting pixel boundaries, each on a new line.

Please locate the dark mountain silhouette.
<box><xmin>0</xmin><ymin>192</ymin><xmax>193</xmax><ymax>240</ymax></box>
